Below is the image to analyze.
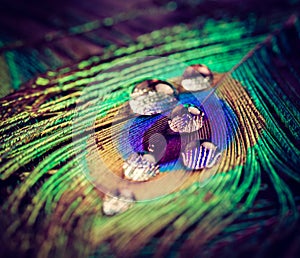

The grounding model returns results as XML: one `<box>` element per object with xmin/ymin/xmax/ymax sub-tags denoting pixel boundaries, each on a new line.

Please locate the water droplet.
<box><xmin>181</xmin><ymin>140</ymin><xmax>221</xmax><ymax>170</ymax></box>
<box><xmin>181</xmin><ymin>64</ymin><xmax>213</xmax><ymax>91</ymax></box>
<box><xmin>102</xmin><ymin>188</ymin><xmax>135</xmax><ymax>216</ymax></box>
<box><xmin>129</xmin><ymin>79</ymin><xmax>178</xmax><ymax>115</ymax></box>
<box><xmin>168</xmin><ymin>104</ymin><xmax>204</xmax><ymax>133</ymax></box>
<box><xmin>123</xmin><ymin>152</ymin><xmax>160</xmax><ymax>181</ymax></box>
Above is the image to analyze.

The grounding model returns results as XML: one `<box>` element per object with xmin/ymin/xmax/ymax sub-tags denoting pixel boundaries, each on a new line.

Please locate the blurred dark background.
<box><xmin>0</xmin><ymin>0</ymin><xmax>299</xmax><ymax>96</ymax></box>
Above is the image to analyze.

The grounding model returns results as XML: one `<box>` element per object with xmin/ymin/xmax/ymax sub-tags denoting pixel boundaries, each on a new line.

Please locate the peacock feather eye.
<box><xmin>129</xmin><ymin>79</ymin><xmax>178</xmax><ymax>115</ymax></box>
<box><xmin>181</xmin><ymin>64</ymin><xmax>213</xmax><ymax>91</ymax></box>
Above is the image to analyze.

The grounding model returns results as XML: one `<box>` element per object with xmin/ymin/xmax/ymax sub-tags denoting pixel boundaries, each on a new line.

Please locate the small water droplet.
<box><xmin>129</xmin><ymin>80</ymin><xmax>177</xmax><ymax>115</ymax></box>
<box><xmin>123</xmin><ymin>152</ymin><xmax>159</xmax><ymax>181</ymax></box>
<box><xmin>102</xmin><ymin>188</ymin><xmax>135</xmax><ymax>216</ymax></box>
<box><xmin>181</xmin><ymin>140</ymin><xmax>220</xmax><ymax>170</ymax></box>
<box><xmin>181</xmin><ymin>64</ymin><xmax>213</xmax><ymax>91</ymax></box>
<box><xmin>168</xmin><ymin>104</ymin><xmax>204</xmax><ymax>133</ymax></box>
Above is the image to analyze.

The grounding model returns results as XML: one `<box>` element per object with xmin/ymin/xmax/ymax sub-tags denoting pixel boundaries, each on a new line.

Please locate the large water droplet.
<box><xmin>181</xmin><ymin>140</ymin><xmax>221</xmax><ymax>170</ymax></box>
<box><xmin>129</xmin><ymin>79</ymin><xmax>178</xmax><ymax>115</ymax></box>
<box><xmin>181</xmin><ymin>64</ymin><xmax>213</xmax><ymax>91</ymax></box>
<box><xmin>168</xmin><ymin>104</ymin><xmax>204</xmax><ymax>133</ymax></box>
<box><xmin>123</xmin><ymin>152</ymin><xmax>159</xmax><ymax>181</ymax></box>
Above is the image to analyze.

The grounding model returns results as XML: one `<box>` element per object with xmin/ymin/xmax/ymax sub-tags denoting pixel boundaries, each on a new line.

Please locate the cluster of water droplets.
<box><xmin>103</xmin><ymin>64</ymin><xmax>221</xmax><ymax>215</ymax></box>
